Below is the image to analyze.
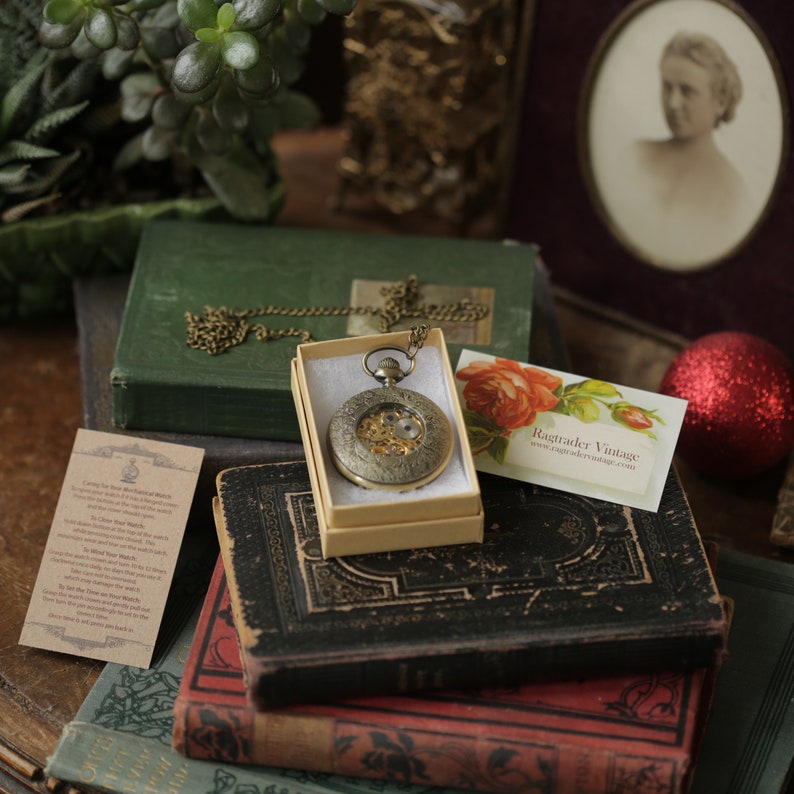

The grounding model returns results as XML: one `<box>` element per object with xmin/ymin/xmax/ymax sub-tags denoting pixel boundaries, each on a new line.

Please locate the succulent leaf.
<box><xmin>296</xmin><ymin>0</ymin><xmax>326</xmax><ymax>25</ymax></box>
<box><xmin>114</xmin><ymin>14</ymin><xmax>142</xmax><ymax>51</ymax></box>
<box><xmin>119</xmin><ymin>72</ymin><xmax>161</xmax><ymax>122</ymax></box>
<box><xmin>152</xmin><ymin>92</ymin><xmax>193</xmax><ymax>129</ymax></box>
<box><xmin>3</xmin><ymin>150</ymin><xmax>80</xmax><ymax>194</ymax></box>
<box><xmin>38</xmin><ymin>14</ymin><xmax>85</xmax><ymax>49</ymax></box>
<box><xmin>172</xmin><ymin>40</ymin><xmax>222</xmax><ymax>97</ymax></box>
<box><xmin>267</xmin><ymin>29</ymin><xmax>304</xmax><ymax>84</ymax></box>
<box><xmin>130</xmin><ymin>0</ymin><xmax>172</xmax><ymax>11</ymax></box>
<box><xmin>196</xmin><ymin>28</ymin><xmax>222</xmax><ymax>43</ymax></box>
<box><xmin>0</xmin><ymin>141</ymin><xmax>61</xmax><ymax>165</ymax></box>
<box><xmin>147</xmin><ymin>0</ymin><xmax>181</xmax><ymax>29</ymax></box>
<box><xmin>70</xmin><ymin>26</ymin><xmax>104</xmax><ymax>59</ymax></box>
<box><xmin>141</xmin><ymin>124</ymin><xmax>179</xmax><ymax>160</ymax></box>
<box><xmin>172</xmin><ymin>73</ymin><xmax>220</xmax><ymax>106</ymax></box>
<box><xmin>233</xmin><ymin>52</ymin><xmax>279</xmax><ymax>103</ymax></box>
<box><xmin>187</xmin><ymin>133</ymin><xmax>283</xmax><ymax>221</ymax></box>
<box><xmin>232</xmin><ymin>0</ymin><xmax>281</xmax><ymax>32</ymax></box>
<box><xmin>1</xmin><ymin>192</ymin><xmax>61</xmax><ymax>223</ymax></box>
<box><xmin>140</xmin><ymin>24</ymin><xmax>181</xmax><ymax>61</ymax></box>
<box><xmin>284</xmin><ymin>10</ymin><xmax>311</xmax><ymax>52</ymax></box>
<box><xmin>102</xmin><ymin>47</ymin><xmax>136</xmax><ymax>80</ymax></box>
<box><xmin>217</xmin><ymin>3</ymin><xmax>236</xmax><ymax>30</ymax></box>
<box><xmin>177</xmin><ymin>0</ymin><xmax>218</xmax><ymax>32</ymax></box>
<box><xmin>221</xmin><ymin>31</ymin><xmax>259</xmax><ymax>70</ymax></box>
<box><xmin>41</xmin><ymin>59</ymin><xmax>100</xmax><ymax>116</ymax></box>
<box><xmin>43</xmin><ymin>0</ymin><xmax>84</xmax><ymax>26</ymax></box>
<box><xmin>112</xmin><ymin>130</ymin><xmax>144</xmax><ymax>170</ymax></box>
<box><xmin>212</xmin><ymin>86</ymin><xmax>250</xmax><ymax>132</ymax></box>
<box><xmin>195</xmin><ymin>111</ymin><xmax>231</xmax><ymax>154</ymax></box>
<box><xmin>275</xmin><ymin>89</ymin><xmax>320</xmax><ymax>129</ymax></box>
<box><xmin>84</xmin><ymin>7</ymin><xmax>118</xmax><ymax>50</ymax></box>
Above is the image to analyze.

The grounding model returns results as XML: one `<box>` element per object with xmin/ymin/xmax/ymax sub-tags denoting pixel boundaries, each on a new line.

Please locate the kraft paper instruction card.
<box><xmin>20</xmin><ymin>429</ymin><xmax>203</xmax><ymax>667</ymax></box>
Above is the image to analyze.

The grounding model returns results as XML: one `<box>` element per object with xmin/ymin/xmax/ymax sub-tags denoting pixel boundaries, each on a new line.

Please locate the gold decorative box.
<box><xmin>291</xmin><ymin>328</ymin><xmax>483</xmax><ymax>557</ymax></box>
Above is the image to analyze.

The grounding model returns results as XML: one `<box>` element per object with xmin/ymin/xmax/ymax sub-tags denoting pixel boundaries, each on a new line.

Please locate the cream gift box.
<box><xmin>291</xmin><ymin>328</ymin><xmax>483</xmax><ymax>557</ymax></box>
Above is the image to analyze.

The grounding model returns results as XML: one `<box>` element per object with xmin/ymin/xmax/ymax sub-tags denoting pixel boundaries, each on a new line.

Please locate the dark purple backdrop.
<box><xmin>506</xmin><ymin>0</ymin><xmax>794</xmax><ymax>360</ymax></box>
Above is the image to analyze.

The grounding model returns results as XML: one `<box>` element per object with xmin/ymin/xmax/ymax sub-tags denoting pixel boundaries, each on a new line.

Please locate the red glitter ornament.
<box><xmin>659</xmin><ymin>332</ymin><xmax>794</xmax><ymax>478</ymax></box>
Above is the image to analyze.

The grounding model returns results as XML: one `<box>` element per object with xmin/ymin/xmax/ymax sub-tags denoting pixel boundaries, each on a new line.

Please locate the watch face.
<box><xmin>327</xmin><ymin>386</ymin><xmax>453</xmax><ymax>490</ymax></box>
<box><xmin>357</xmin><ymin>402</ymin><xmax>425</xmax><ymax>456</ymax></box>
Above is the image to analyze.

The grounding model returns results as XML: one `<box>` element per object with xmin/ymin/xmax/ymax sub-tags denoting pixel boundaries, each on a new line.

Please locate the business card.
<box><xmin>455</xmin><ymin>351</ymin><xmax>687</xmax><ymax>512</ymax></box>
<box><xmin>20</xmin><ymin>429</ymin><xmax>203</xmax><ymax>668</ymax></box>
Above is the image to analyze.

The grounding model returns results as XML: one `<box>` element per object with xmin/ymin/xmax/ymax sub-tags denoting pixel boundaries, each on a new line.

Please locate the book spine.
<box><xmin>174</xmin><ymin>705</ymin><xmax>689</xmax><ymax>794</ymax></box>
<box><xmin>110</xmin><ymin>374</ymin><xmax>302</xmax><ymax>442</ymax></box>
<box><xmin>252</xmin><ymin>630</ymin><xmax>725</xmax><ymax>709</ymax></box>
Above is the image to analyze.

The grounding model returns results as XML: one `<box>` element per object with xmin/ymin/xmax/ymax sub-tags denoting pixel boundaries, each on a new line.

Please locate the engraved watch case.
<box><xmin>327</xmin><ymin>343</ymin><xmax>454</xmax><ymax>490</ymax></box>
<box><xmin>292</xmin><ymin>328</ymin><xmax>483</xmax><ymax>557</ymax></box>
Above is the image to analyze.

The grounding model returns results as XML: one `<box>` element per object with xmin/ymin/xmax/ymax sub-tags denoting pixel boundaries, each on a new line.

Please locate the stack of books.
<box><xmin>168</xmin><ymin>458</ymin><xmax>726</xmax><ymax>794</ymax></box>
<box><xmin>43</xmin><ymin>224</ymin><xmax>794</xmax><ymax>794</ymax></box>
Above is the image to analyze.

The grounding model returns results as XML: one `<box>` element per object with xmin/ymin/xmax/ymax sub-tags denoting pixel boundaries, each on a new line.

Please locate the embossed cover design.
<box><xmin>215</xmin><ymin>460</ymin><xmax>727</xmax><ymax>709</ymax></box>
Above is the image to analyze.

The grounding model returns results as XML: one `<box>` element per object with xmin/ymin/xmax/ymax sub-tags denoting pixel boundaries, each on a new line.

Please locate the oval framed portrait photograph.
<box><xmin>580</xmin><ymin>0</ymin><xmax>789</xmax><ymax>272</ymax></box>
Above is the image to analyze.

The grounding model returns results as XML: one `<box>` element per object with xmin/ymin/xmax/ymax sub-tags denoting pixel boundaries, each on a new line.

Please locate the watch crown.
<box><xmin>374</xmin><ymin>357</ymin><xmax>405</xmax><ymax>386</ymax></box>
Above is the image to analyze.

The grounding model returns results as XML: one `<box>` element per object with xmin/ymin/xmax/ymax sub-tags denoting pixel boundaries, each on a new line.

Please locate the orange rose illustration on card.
<box><xmin>457</xmin><ymin>359</ymin><xmax>562</xmax><ymax>432</ymax></box>
<box><xmin>454</xmin><ymin>351</ymin><xmax>688</xmax><ymax>511</ymax></box>
<box><xmin>456</xmin><ymin>357</ymin><xmax>664</xmax><ymax>466</ymax></box>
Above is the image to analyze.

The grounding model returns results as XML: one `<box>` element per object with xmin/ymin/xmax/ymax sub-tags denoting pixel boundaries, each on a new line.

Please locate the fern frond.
<box><xmin>0</xmin><ymin>140</ymin><xmax>61</xmax><ymax>166</ymax></box>
<box><xmin>28</xmin><ymin>99</ymin><xmax>90</xmax><ymax>144</ymax></box>
<box><xmin>2</xmin><ymin>151</ymin><xmax>81</xmax><ymax>195</ymax></box>
<box><xmin>0</xmin><ymin>162</ymin><xmax>31</xmax><ymax>187</ymax></box>
<box><xmin>0</xmin><ymin>50</ymin><xmax>54</xmax><ymax>141</ymax></box>
<box><xmin>2</xmin><ymin>192</ymin><xmax>62</xmax><ymax>223</ymax></box>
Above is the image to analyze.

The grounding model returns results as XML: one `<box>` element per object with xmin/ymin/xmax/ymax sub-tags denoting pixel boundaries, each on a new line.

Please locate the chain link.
<box><xmin>185</xmin><ymin>275</ymin><xmax>488</xmax><ymax>355</ymax></box>
<box><xmin>406</xmin><ymin>323</ymin><xmax>430</xmax><ymax>359</ymax></box>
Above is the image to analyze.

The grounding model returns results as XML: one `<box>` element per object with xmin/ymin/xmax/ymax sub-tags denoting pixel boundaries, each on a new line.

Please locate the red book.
<box><xmin>172</xmin><ymin>556</ymin><xmax>717</xmax><ymax>794</ymax></box>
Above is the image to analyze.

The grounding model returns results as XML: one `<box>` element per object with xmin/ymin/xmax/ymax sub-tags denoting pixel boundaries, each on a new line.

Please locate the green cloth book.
<box><xmin>111</xmin><ymin>222</ymin><xmax>538</xmax><ymax>442</ymax></box>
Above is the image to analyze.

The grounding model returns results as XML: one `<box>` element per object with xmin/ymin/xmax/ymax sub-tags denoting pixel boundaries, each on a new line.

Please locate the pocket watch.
<box><xmin>327</xmin><ymin>326</ymin><xmax>454</xmax><ymax>490</ymax></box>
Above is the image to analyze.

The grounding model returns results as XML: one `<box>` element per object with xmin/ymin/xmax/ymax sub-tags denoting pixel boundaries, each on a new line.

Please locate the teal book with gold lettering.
<box><xmin>110</xmin><ymin>221</ymin><xmax>537</xmax><ymax>442</ymax></box>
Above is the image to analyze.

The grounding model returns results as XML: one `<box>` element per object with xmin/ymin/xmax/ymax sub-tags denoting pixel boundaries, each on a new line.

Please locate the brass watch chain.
<box><xmin>185</xmin><ymin>275</ymin><xmax>488</xmax><ymax>355</ymax></box>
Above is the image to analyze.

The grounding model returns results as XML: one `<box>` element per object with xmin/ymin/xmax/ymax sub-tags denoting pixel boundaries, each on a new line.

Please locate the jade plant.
<box><xmin>35</xmin><ymin>0</ymin><xmax>358</xmax><ymax>221</ymax></box>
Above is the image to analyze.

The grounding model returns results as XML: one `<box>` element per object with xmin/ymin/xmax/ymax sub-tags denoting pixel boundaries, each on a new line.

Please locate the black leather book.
<box><xmin>215</xmin><ymin>459</ymin><xmax>728</xmax><ymax>709</ymax></box>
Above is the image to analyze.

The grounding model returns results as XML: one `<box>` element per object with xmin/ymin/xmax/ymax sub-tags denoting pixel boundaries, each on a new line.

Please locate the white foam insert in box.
<box><xmin>302</xmin><ymin>345</ymin><xmax>473</xmax><ymax>507</ymax></box>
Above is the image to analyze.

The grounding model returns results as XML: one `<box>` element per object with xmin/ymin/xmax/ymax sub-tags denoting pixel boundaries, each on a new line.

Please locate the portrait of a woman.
<box><xmin>627</xmin><ymin>32</ymin><xmax>752</xmax><ymax>265</ymax></box>
<box><xmin>584</xmin><ymin>0</ymin><xmax>785</xmax><ymax>272</ymax></box>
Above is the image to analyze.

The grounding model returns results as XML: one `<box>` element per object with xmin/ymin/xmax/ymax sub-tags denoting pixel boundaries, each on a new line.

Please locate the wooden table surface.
<box><xmin>1</xmin><ymin>128</ymin><xmax>791</xmax><ymax>793</ymax></box>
